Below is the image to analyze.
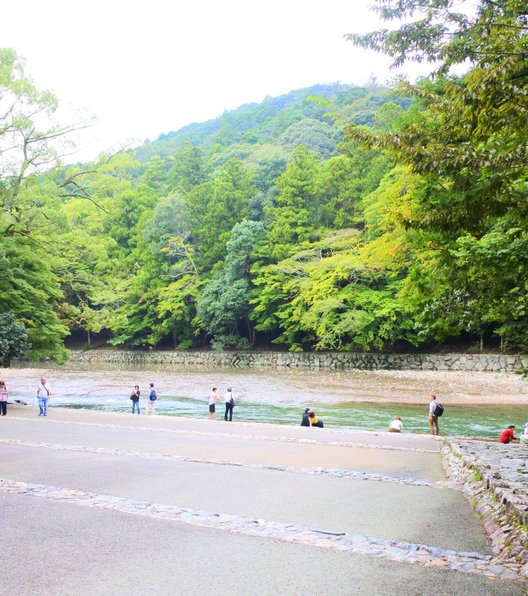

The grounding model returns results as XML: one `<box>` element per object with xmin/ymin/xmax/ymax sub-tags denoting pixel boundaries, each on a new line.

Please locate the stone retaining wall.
<box><xmin>443</xmin><ymin>439</ymin><xmax>528</xmax><ymax>576</ymax></box>
<box><xmin>67</xmin><ymin>350</ymin><xmax>528</xmax><ymax>372</ymax></box>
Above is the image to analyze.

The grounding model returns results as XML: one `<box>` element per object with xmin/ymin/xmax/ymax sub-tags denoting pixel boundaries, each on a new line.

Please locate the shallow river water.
<box><xmin>2</xmin><ymin>364</ymin><xmax>528</xmax><ymax>438</ymax></box>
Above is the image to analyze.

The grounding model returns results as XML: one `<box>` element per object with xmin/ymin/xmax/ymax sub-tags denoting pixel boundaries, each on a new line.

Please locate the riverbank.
<box><xmin>3</xmin><ymin>364</ymin><xmax>528</xmax><ymax>438</ymax></box>
<box><xmin>1</xmin><ymin>407</ymin><xmax>526</xmax><ymax>594</ymax></box>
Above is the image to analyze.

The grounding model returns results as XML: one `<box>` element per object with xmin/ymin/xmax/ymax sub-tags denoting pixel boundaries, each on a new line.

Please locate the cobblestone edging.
<box><xmin>442</xmin><ymin>439</ymin><xmax>528</xmax><ymax>577</ymax></box>
<box><xmin>8</xmin><ymin>417</ymin><xmax>439</xmax><ymax>454</ymax></box>
<box><xmin>66</xmin><ymin>349</ymin><xmax>528</xmax><ymax>372</ymax></box>
<box><xmin>0</xmin><ymin>477</ymin><xmax>521</xmax><ymax>581</ymax></box>
<box><xmin>0</xmin><ymin>438</ymin><xmax>446</xmax><ymax>489</ymax></box>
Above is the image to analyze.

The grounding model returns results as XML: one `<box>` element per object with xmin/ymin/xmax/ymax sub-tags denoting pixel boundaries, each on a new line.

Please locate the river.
<box><xmin>2</xmin><ymin>364</ymin><xmax>528</xmax><ymax>438</ymax></box>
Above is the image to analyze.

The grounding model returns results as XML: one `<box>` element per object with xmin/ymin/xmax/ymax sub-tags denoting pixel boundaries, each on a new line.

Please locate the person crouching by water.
<box><xmin>308</xmin><ymin>411</ymin><xmax>324</xmax><ymax>428</ymax></box>
<box><xmin>389</xmin><ymin>416</ymin><xmax>403</xmax><ymax>433</ymax></box>
<box><xmin>224</xmin><ymin>388</ymin><xmax>235</xmax><ymax>421</ymax></box>
<box><xmin>0</xmin><ymin>380</ymin><xmax>8</xmax><ymax>416</ymax></box>
<box><xmin>130</xmin><ymin>385</ymin><xmax>140</xmax><ymax>415</ymax></box>
<box><xmin>208</xmin><ymin>386</ymin><xmax>219</xmax><ymax>420</ymax></box>
<box><xmin>301</xmin><ymin>408</ymin><xmax>312</xmax><ymax>427</ymax></box>
<box><xmin>499</xmin><ymin>425</ymin><xmax>518</xmax><ymax>444</ymax></box>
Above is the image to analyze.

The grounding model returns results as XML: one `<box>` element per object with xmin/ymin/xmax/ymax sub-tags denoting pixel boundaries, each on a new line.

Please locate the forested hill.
<box><xmin>134</xmin><ymin>82</ymin><xmax>410</xmax><ymax>163</ymax></box>
<box><xmin>1</xmin><ymin>0</ymin><xmax>527</xmax><ymax>365</ymax></box>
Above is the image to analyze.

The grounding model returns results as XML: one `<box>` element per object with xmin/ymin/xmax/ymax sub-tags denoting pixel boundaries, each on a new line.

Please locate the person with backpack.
<box><xmin>428</xmin><ymin>394</ymin><xmax>443</xmax><ymax>435</ymax></box>
<box><xmin>147</xmin><ymin>382</ymin><xmax>157</xmax><ymax>416</ymax></box>
<box><xmin>224</xmin><ymin>387</ymin><xmax>235</xmax><ymax>421</ymax></box>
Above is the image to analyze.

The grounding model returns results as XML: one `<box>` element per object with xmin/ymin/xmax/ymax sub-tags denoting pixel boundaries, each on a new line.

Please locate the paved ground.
<box><xmin>0</xmin><ymin>407</ymin><xmax>525</xmax><ymax>595</ymax></box>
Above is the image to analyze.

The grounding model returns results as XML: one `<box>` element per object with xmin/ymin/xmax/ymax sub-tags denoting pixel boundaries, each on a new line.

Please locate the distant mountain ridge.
<box><xmin>134</xmin><ymin>82</ymin><xmax>409</xmax><ymax>163</ymax></box>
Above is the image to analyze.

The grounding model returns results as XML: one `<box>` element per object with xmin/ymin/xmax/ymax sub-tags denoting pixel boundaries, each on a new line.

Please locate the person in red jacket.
<box><xmin>499</xmin><ymin>425</ymin><xmax>517</xmax><ymax>444</ymax></box>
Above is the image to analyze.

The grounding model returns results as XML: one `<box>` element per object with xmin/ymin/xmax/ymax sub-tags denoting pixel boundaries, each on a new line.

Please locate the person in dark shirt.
<box><xmin>301</xmin><ymin>408</ymin><xmax>312</xmax><ymax>427</ymax></box>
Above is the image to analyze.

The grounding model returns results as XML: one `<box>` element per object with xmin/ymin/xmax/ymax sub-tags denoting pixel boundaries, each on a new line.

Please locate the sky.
<box><xmin>1</xmin><ymin>0</ymin><xmax>429</xmax><ymax>162</ymax></box>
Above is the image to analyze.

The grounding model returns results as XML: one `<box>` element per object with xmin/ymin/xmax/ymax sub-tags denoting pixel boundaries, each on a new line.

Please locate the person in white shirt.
<box><xmin>224</xmin><ymin>388</ymin><xmax>235</xmax><ymax>422</ymax></box>
<box><xmin>388</xmin><ymin>416</ymin><xmax>403</xmax><ymax>433</ymax></box>
<box><xmin>37</xmin><ymin>377</ymin><xmax>51</xmax><ymax>417</ymax></box>
<box><xmin>208</xmin><ymin>386</ymin><xmax>219</xmax><ymax>420</ymax></box>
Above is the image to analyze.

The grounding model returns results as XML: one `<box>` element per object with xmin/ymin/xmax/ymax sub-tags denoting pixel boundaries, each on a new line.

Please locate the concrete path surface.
<box><xmin>1</xmin><ymin>408</ymin><xmax>526</xmax><ymax>595</ymax></box>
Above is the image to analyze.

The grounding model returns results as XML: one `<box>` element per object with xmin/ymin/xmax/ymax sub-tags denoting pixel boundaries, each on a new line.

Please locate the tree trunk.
<box><xmin>172</xmin><ymin>330</ymin><xmax>177</xmax><ymax>349</ymax></box>
<box><xmin>480</xmin><ymin>333</ymin><xmax>484</xmax><ymax>352</ymax></box>
<box><xmin>247</xmin><ymin>318</ymin><xmax>256</xmax><ymax>346</ymax></box>
<box><xmin>86</xmin><ymin>329</ymin><xmax>91</xmax><ymax>348</ymax></box>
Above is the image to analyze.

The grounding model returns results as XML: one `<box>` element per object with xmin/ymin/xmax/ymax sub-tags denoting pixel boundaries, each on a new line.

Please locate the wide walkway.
<box><xmin>0</xmin><ymin>407</ymin><xmax>525</xmax><ymax>595</ymax></box>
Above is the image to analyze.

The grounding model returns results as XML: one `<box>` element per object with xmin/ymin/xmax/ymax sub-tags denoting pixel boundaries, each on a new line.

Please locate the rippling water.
<box><xmin>3</xmin><ymin>363</ymin><xmax>528</xmax><ymax>438</ymax></box>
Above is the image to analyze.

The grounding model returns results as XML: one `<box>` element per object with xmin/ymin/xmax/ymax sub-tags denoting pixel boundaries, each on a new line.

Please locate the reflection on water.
<box><xmin>3</xmin><ymin>363</ymin><xmax>528</xmax><ymax>438</ymax></box>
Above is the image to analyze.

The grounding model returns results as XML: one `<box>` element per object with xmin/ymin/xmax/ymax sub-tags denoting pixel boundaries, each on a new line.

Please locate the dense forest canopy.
<box><xmin>0</xmin><ymin>0</ymin><xmax>526</xmax><ymax>363</ymax></box>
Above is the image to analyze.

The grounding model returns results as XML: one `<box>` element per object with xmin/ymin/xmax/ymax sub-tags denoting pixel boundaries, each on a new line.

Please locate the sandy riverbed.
<box><xmin>3</xmin><ymin>365</ymin><xmax>528</xmax><ymax>405</ymax></box>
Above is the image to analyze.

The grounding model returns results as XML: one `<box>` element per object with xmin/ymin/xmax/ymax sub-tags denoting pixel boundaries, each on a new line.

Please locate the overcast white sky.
<box><xmin>1</xmin><ymin>0</ymin><xmax>428</xmax><ymax>161</ymax></box>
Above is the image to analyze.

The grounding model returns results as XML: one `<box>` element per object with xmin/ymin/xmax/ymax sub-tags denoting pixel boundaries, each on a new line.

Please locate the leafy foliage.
<box><xmin>0</xmin><ymin>312</ymin><xmax>30</xmax><ymax>366</ymax></box>
<box><xmin>2</xmin><ymin>9</ymin><xmax>527</xmax><ymax>357</ymax></box>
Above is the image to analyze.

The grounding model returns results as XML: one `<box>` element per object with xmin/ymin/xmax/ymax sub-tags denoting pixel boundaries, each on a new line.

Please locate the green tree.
<box><xmin>197</xmin><ymin>220</ymin><xmax>265</xmax><ymax>348</ymax></box>
<box><xmin>346</xmin><ymin>0</ymin><xmax>528</xmax><ymax>349</ymax></box>
<box><xmin>185</xmin><ymin>159</ymin><xmax>255</xmax><ymax>269</ymax></box>
<box><xmin>0</xmin><ymin>48</ymin><xmax>88</xmax><ymax>360</ymax></box>
<box><xmin>0</xmin><ymin>312</ymin><xmax>30</xmax><ymax>366</ymax></box>
<box><xmin>263</xmin><ymin>146</ymin><xmax>323</xmax><ymax>261</ymax></box>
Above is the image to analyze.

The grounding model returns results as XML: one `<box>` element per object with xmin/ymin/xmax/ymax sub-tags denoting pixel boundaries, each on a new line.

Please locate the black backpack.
<box><xmin>434</xmin><ymin>403</ymin><xmax>444</xmax><ymax>417</ymax></box>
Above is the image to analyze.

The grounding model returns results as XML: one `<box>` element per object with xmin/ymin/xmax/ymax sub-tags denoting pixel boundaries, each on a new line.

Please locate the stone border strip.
<box><xmin>0</xmin><ymin>477</ymin><xmax>521</xmax><ymax>581</ymax></box>
<box><xmin>0</xmin><ymin>438</ymin><xmax>449</xmax><ymax>489</ymax></box>
<box><xmin>442</xmin><ymin>441</ymin><xmax>528</xmax><ymax>578</ymax></box>
<box><xmin>7</xmin><ymin>416</ymin><xmax>439</xmax><ymax>453</ymax></box>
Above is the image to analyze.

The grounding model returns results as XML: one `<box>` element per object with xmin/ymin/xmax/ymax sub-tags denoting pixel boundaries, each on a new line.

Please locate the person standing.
<box><xmin>37</xmin><ymin>377</ymin><xmax>51</xmax><ymax>417</ymax></box>
<box><xmin>146</xmin><ymin>382</ymin><xmax>157</xmax><ymax>416</ymax></box>
<box><xmin>208</xmin><ymin>386</ymin><xmax>219</xmax><ymax>420</ymax></box>
<box><xmin>429</xmin><ymin>394</ymin><xmax>440</xmax><ymax>435</ymax></box>
<box><xmin>224</xmin><ymin>387</ymin><xmax>235</xmax><ymax>421</ymax></box>
<box><xmin>130</xmin><ymin>385</ymin><xmax>140</xmax><ymax>415</ymax></box>
<box><xmin>0</xmin><ymin>380</ymin><xmax>8</xmax><ymax>416</ymax></box>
